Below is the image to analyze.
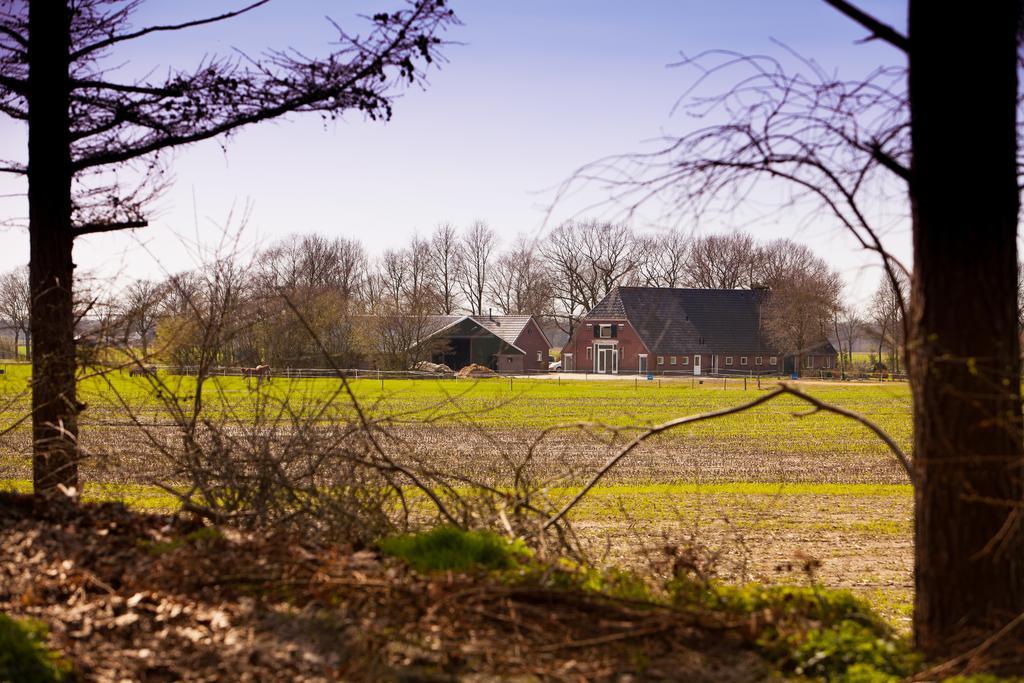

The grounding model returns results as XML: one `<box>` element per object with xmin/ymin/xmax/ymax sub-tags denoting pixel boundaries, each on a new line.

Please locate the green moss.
<box><xmin>0</xmin><ymin>613</ymin><xmax>71</xmax><ymax>682</ymax></box>
<box><xmin>670</xmin><ymin>580</ymin><xmax>919</xmax><ymax>681</ymax></box>
<box><xmin>379</xmin><ymin>526</ymin><xmax>530</xmax><ymax>573</ymax></box>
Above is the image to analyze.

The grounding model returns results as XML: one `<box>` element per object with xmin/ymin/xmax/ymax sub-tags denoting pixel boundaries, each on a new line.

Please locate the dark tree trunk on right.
<box><xmin>909</xmin><ymin>1</ymin><xmax>1024</xmax><ymax>657</ymax></box>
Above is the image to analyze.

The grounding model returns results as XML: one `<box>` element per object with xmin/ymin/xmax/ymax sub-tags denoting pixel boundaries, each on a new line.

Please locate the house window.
<box><xmin>586</xmin><ymin>347</ymin><xmax>592</xmax><ymax>359</ymax></box>
<box><xmin>725</xmin><ymin>356</ymin><xmax>734</xmax><ymax>366</ymax></box>
<box><xmin>769</xmin><ymin>356</ymin><xmax>778</xmax><ymax>366</ymax></box>
<box><xmin>536</xmin><ymin>351</ymin><xmax>543</xmax><ymax>362</ymax></box>
<box><xmin>657</xmin><ymin>356</ymin><xmax>664</xmax><ymax>365</ymax></box>
<box><xmin>755</xmin><ymin>356</ymin><xmax>763</xmax><ymax>365</ymax></box>
<box><xmin>740</xmin><ymin>356</ymin><xmax>748</xmax><ymax>366</ymax></box>
<box><xmin>805</xmin><ymin>356</ymin><xmax>814</xmax><ymax>369</ymax></box>
<box><xmin>564</xmin><ymin>353</ymin><xmax>574</xmax><ymax>371</ymax></box>
<box><xmin>681</xmin><ymin>356</ymin><xmax>689</xmax><ymax>365</ymax></box>
<box><xmin>599</xmin><ymin>325</ymin><xmax>611</xmax><ymax>339</ymax></box>
<box><xmin>670</xmin><ymin>356</ymin><xmax>677</xmax><ymax>365</ymax></box>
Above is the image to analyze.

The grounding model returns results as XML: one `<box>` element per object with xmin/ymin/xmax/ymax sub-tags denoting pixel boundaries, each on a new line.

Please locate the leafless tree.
<box><xmin>362</xmin><ymin>244</ymin><xmax>439</xmax><ymax>369</ymax></box>
<box><xmin>761</xmin><ymin>248</ymin><xmax>842</xmax><ymax>372</ymax></box>
<box><xmin>541</xmin><ymin>219</ymin><xmax>640</xmax><ymax>335</ymax></box>
<box><xmin>866</xmin><ymin>272</ymin><xmax>906</xmax><ymax>373</ymax></box>
<box><xmin>835</xmin><ymin>303</ymin><xmax>862</xmax><ymax>370</ymax></box>
<box><xmin>258</xmin><ymin>234</ymin><xmax>366</xmax><ymax>300</ymax></box>
<box><xmin>428</xmin><ymin>222</ymin><xmax>462</xmax><ymax>314</ymax></box>
<box><xmin>456</xmin><ymin>220</ymin><xmax>497</xmax><ymax>316</ymax></box>
<box><xmin>119</xmin><ymin>279</ymin><xmax>165</xmax><ymax>357</ymax></box>
<box><xmin>405</xmin><ymin>235</ymin><xmax>438</xmax><ymax>312</ymax></box>
<box><xmin>0</xmin><ymin>0</ymin><xmax>457</xmax><ymax>492</ymax></box>
<box><xmin>0</xmin><ymin>266</ymin><xmax>30</xmax><ymax>359</ymax></box>
<box><xmin>686</xmin><ymin>232</ymin><xmax>759</xmax><ymax>289</ymax></box>
<box><xmin>635</xmin><ymin>228</ymin><xmax>690</xmax><ymax>288</ymax></box>
<box><xmin>487</xmin><ymin>236</ymin><xmax>553</xmax><ymax>316</ymax></box>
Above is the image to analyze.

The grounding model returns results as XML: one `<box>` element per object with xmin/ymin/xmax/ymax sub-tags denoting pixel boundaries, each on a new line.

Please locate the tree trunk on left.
<box><xmin>28</xmin><ymin>2</ymin><xmax>79</xmax><ymax>493</ymax></box>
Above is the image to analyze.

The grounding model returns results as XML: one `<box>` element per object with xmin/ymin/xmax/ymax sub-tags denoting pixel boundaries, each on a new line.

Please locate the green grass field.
<box><xmin>0</xmin><ymin>364</ymin><xmax>916</xmax><ymax>626</ymax></box>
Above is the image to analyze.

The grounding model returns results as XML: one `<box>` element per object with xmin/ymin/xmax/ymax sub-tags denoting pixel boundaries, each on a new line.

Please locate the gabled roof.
<box><xmin>586</xmin><ymin>287</ymin><xmax>774</xmax><ymax>355</ymax></box>
<box><xmin>474</xmin><ymin>315</ymin><xmax>534</xmax><ymax>347</ymax></box>
<box><xmin>420</xmin><ymin>314</ymin><xmax>536</xmax><ymax>354</ymax></box>
<box><xmin>475</xmin><ymin>314</ymin><xmax>552</xmax><ymax>349</ymax></box>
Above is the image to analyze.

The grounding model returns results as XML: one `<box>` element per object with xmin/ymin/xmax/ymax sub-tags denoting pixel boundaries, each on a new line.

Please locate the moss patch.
<box><xmin>379</xmin><ymin>526</ymin><xmax>529</xmax><ymax>573</ymax></box>
<box><xmin>0</xmin><ymin>613</ymin><xmax>70</xmax><ymax>682</ymax></box>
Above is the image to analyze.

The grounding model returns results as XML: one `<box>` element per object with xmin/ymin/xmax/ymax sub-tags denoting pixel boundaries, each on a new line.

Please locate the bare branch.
<box><xmin>70</xmin><ymin>0</ymin><xmax>274</xmax><ymax>61</ymax></box>
<box><xmin>822</xmin><ymin>0</ymin><xmax>909</xmax><ymax>52</ymax></box>
<box><xmin>72</xmin><ymin>219</ymin><xmax>148</xmax><ymax>237</ymax></box>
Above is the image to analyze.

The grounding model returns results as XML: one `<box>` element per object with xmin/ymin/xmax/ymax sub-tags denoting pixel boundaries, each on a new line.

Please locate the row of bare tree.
<box><xmin>0</xmin><ymin>222</ymin><xmax>863</xmax><ymax>369</ymax></box>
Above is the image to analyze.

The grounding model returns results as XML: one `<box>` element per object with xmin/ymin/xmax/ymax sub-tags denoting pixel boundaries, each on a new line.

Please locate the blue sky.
<box><xmin>0</xmin><ymin>1</ymin><xmax>908</xmax><ymax>301</ymax></box>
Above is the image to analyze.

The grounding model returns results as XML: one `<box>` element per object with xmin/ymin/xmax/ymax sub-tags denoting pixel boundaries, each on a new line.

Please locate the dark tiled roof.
<box><xmin>587</xmin><ymin>287</ymin><xmax>775</xmax><ymax>355</ymax></box>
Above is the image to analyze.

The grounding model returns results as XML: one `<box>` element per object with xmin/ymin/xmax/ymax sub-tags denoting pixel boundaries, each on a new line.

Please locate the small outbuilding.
<box><xmin>420</xmin><ymin>314</ymin><xmax>551</xmax><ymax>373</ymax></box>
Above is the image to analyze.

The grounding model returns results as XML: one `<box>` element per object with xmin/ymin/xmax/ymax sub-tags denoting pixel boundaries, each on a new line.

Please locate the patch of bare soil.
<box><xmin>1</xmin><ymin>422</ymin><xmax>910</xmax><ymax>486</ymax></box>
<box><xmin>0</xmin><ymin>493</ymin><xmax>774</xmax><ymax>682</ymax></box>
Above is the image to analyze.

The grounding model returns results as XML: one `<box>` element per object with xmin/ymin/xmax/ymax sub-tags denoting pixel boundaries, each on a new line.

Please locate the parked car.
<box><xmin>548</xmin><ymin>360</ymin><xmax>562</xmax><ymax>372</ymax></box>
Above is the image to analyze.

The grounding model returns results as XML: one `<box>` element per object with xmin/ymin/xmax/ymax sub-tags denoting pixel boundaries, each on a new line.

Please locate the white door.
<box><xmin>594</xmin><ymin>345</ymin><xmax>617</xmax><ymax>374</ymax></box>
<box><xmin>638</xmin><ymin>355</ymin><xmax>647</xmax><ymax>374</ymax></box>
<box><xmin>693</xmin><ymin>354</ymin><xmax>702</xmax><ymax>376</ymax></box>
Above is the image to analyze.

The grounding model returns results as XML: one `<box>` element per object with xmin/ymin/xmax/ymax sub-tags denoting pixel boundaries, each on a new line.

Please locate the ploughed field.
<box><xmin>0</xmin><ymin>366</ymin><xmax>914</xmax><ymax>626</ymax></box>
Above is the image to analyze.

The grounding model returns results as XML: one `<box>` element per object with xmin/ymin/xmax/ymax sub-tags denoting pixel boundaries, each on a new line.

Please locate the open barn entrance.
<box><xmin>426</xmin><ymin>318</ymin><xmax>523</xmax><ymax>371</ymax></box>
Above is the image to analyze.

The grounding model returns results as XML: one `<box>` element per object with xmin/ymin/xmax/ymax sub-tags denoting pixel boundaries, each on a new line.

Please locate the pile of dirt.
<box><xmin>456</xmin><ymin>363</ymin><xmax>497</xmax><ymax>378</ymax></box>
<box><xmin>0</xmin><ymin>491</ymin><xmax>771</xmax><ymax>681</ymax></box>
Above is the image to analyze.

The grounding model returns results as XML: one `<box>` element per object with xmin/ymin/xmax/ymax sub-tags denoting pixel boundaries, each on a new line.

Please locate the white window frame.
<box><xmin>670</xmin><ymin>356</ymin><xmax>677</xmax><ymax>365</ymax></box>
<box><xmin>769</xmin><ymin>356</ymin><xmax>778</xmax><ymax>366</ymax></box>
<box><xmin>536</xmin><ymin>351</ymin><xmax>543</xmax><ymax>363</ymax></box>
<box><xmin>599</xmin><ymin>324</ymin><xmax>611</xmax><ymax>339</ymax></box>
<box><xmin>657</xmin><ymin>356</ymin><xmax>664</xmax><ymax>366</ymax></box>
<box><xmin>564</xmin><ymin>353</ymin><xmax>574</xmax><ymax>371</ymax></box>
<box><xmin>755</xmin><ymin>356</ymin><xmax>763</xmax><ymax>366</ymax></box>
<box><xmin>586</xmin><ymin>347</ymin><xmax>592</xmax><ymax>359</ymax></box>
<box><xmin>805</xmin><ymin>356</ymin><xmax>814</xmax><ymax>369</ymax></box>
<box><xmin>725</xmin><ymin>356</ymin><xmax>734</xmax><ymax>366</ymax></box>
<box><xmin>681</xmin><ymin>356</ymin><xmax>689</xmax><ymax>365</ymax></box>
<box><xmin>740</xmin><ymin>356</ymin><xmax>748</xmax><ymax>366</ymax></box>
<box><xmin>638</xmin><ymin>354</ymin><xmax>648</xmax><ymax>373</ymax></box>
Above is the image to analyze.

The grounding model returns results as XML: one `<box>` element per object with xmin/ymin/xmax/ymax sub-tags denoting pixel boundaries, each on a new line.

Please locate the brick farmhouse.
<box><xmin>561</xmin><ymin>287</ymin><xmax>836</xmax><ymax>376</ymax></box>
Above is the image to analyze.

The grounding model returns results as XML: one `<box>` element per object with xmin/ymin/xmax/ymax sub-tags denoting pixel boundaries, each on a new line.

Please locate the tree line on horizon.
<box><xmin>0</xmin><ymin>220</ymin><xmax>906</xmax><ymax>371</ymax></box>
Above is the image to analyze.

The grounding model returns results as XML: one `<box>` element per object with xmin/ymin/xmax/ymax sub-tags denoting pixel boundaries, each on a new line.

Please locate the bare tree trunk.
<box><xmin>833</xmin><ymin>314</ymin><xmax>845</xmax><ymax>380</ymax></box>
<box><xmin>909</xmin><ymin>1</ymin><xmax>1024</xmax><ymax>658</ymax></box>
<box><xmin>28</xmin><ymin>2</ymin><xmax>79</xmax><ymax>493</ymax></box>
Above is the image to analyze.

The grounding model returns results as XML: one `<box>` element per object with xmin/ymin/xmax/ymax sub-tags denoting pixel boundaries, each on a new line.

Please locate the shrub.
<box><xmin>669</xmin><ymin>579</ymin><xmax>918</xmax><ymax>681</ymax></box>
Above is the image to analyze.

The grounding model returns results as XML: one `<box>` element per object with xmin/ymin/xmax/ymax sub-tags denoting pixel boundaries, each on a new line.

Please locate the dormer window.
<box><xmin>600</xmin><ymin>325</ymin><xmax>611</xmax><ymax>338</ymax></box>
